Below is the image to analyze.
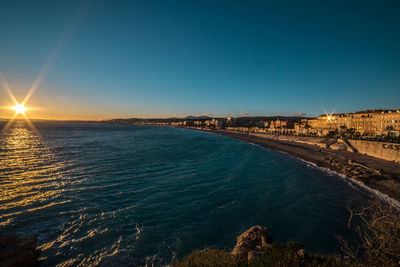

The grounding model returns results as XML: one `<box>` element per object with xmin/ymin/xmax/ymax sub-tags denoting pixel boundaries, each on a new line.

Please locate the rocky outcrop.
<box><xmin>0</xmin><ymin>235</ymin><xmax>41</xmax><ymax>267</ymax></box>
<box><xmin>324</xmin><ymin>158</ymin><xmax>380</xmax><ymax>179</ymax></box>
<box><xmin>231</xmin><ymin>225</ymin><xmax>273</xmax><ymax>262</ymax></box>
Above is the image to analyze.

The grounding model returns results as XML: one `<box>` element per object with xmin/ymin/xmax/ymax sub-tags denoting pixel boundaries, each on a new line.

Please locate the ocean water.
<box><xmin>0</xmin><ymin>121</ymin><xmax>373</xmax><ymax>266</ymax></box>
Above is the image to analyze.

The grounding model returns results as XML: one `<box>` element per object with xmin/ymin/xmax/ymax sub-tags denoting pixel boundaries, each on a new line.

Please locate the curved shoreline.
<box><xmin>285</xmin><ymin>151</ymin><xmax>400</xmax><ymax>209</ymax></box>
<box><xmin>190</xmin><ymin>128</ymin><xmax>400</xmax><ymax>208</ymax></box>
<box><xmin>248</xmin><ymin>140</ymin><xmax>400</xmax><ymax>208</ymax></box>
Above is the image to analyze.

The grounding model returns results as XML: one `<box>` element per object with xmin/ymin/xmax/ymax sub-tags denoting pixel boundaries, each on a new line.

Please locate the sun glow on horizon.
<box><xmin>1</xmin><ymin>72</ymin><xmax>40</xmax><ymax>134</ymax></box>
<box><xmin>12</xmin><ymin>103</ymin><xmax>28</xmax><ymax>115</ymax></box>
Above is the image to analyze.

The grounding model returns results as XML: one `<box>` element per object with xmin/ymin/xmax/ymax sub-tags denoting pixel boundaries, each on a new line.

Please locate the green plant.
<box><xmin>171</xmin><ymin>248</ymin><xmax>246</xmax><ymax>267</ymax></box>
<box><xmin>172</xmin><ymin>242</ymin><xmax>343</xmax><ymax>267</ymax></box>
<box><xmin>249</xmin><ymin>242</ymin><xmax>342</xmax><ymax>267</ymax></box>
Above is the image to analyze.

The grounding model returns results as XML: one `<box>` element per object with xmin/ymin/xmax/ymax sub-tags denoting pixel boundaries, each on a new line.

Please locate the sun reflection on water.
<box><xmin>0</xmin><ymin>121</ymin><xmax>68</xmax><ymax>225</ymax></box>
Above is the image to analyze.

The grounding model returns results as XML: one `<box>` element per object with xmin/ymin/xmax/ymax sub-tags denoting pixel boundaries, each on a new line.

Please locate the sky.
<box><xmin>0</xmin><ymin>0</ymin><xmax>399</xmax><ymax>120</ymax></box>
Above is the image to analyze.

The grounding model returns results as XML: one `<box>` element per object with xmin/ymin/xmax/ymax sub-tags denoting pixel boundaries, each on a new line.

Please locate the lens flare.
<box><xmin>13</xmin><ymin>104</ymin><xmax>28</xmax><ymax>115</ymax></box>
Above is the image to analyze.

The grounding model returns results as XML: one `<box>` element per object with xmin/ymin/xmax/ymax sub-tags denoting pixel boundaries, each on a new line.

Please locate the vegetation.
<box><xmin>171</xmin><ymin>248</ymin><xmax>245</xmax><ymax>267</ymax></box>
<box><xmin>248</xmin><ymin>242</ymin><xmax>341</xmax><ymax>267</ymax></box>
<box><xmin>172</xmin><ymin>242</ymin><xmax>342</xmax><ymax>267</ymax></box>
<box><xmin>172</xmin><ymin>202</ymin><xmax>400</xmax><ymax>267</ymax></box>
<box><xmin>338</xmin><ymin>201</ymin><xmax>400</xmax><ymax>267</ymax></box>
<box><xmin>327</xmin><ymin>129</ymin><xmax>339</xmax><ymax>138</ymax></box>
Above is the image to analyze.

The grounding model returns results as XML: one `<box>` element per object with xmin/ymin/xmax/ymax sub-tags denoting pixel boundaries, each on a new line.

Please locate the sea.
<box><xmin>0</xmin><ymin>121</ymin><xmax>374</xmax><ymax>266</ymax></box>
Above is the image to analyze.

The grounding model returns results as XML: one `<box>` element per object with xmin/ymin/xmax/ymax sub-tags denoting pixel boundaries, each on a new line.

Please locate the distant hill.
<box><xmin>104</xmin><ymin>115</ymin><xmax>313</xmax><ymax>125</ymax></box>
<box><xmin>184</xmin><ymin>115</ymin><xmax>211</xmax><ymax>120</ymax></box>
<box><xmin>233</xmin><ymin>115</ymin><xmax>313</xmax><ymax>121</ymax></box>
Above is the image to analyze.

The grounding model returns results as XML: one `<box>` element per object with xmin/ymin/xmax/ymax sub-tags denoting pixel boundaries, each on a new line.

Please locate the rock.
<box><xmin>0</xmin><ymin>235</ymin><xmax>41</xmax><ymax>267</ymax></box>
<box><xmin>231</xmin><ymin>225</ymin><xmax>273</xmax><ymax>262</ymax></box>
<box><xmin>297</xmin><ymin>249</ymin><xmax>305</xmax><ymax>258</ymax></box>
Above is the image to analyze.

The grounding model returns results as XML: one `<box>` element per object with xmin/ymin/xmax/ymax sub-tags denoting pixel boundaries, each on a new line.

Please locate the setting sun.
<box><xmin>13</xmin><ymin>104</ymin><xmax>28</xmax><ymax>115</ymax></box>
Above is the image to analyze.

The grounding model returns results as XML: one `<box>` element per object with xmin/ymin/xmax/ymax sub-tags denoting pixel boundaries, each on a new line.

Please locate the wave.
<box><xmin>284</xmin><ymin>152</ymin><xmax>400</xmax><ymax>209</ymax></box>
<box><xmin>212</xmin><ymin>131</ymin><xmax>400</xmax><ymax>210</ymax></box>
<box><xmin>2</xmin><ymin>123</ymin><xmax>389</xmax><ymax>266</ymax></box>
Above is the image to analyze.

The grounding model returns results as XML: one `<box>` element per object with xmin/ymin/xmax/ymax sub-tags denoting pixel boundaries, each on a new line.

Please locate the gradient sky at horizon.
<box><xmin>1</xmin><ymin>0</ymin><xmax>399</xmax><ymax>120</ymax></box>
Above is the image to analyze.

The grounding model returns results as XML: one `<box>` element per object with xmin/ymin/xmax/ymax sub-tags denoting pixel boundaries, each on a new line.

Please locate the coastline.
<box><xmin>191</xmin><ymin>128</ymin><xmax>400</xmax><ymax>206</ymax></box>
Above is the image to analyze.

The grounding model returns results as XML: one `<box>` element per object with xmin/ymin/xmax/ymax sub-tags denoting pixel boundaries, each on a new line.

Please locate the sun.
<box><xmin>12</xmin><ymin>103</ymin><xmax>28</xmax><ymax>115</ymax></box>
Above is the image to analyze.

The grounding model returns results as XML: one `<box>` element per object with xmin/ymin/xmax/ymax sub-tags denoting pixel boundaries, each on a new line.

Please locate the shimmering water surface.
<box><xmin>0</xmin><ymin>121</ymin><xmax>372</xmax><ymax>266</ymax></box>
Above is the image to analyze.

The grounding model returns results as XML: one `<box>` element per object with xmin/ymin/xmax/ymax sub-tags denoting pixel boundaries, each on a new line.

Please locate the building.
<box><xmin>308</xmin><ymin>110</ymin><xmax>400</xmax><ymax>137</ymax></box>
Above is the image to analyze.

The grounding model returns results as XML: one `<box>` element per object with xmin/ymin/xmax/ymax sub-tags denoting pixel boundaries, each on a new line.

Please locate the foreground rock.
<box><xmin>0</xmin><ymin>235</ymin><xmax>41</xmax><ymax>267</ymax></box>
<box><xmin>231</xmin><ymin>225</ymin><xmax>273</xmax><ymax>262</ymax></box>
<box><xmin>172</xmin><ymin>225</ymin><xmax>342</xmax><ymax>266</ymax></box>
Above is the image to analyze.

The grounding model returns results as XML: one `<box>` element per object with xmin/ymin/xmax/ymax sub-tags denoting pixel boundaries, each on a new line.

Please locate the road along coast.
<box><xmin>200</xmin><ymin>129</ymin><xmax>400</xmax><ymax>206</ymax></box>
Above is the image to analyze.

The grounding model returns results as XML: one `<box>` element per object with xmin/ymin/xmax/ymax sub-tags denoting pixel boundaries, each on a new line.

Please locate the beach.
<box><xmin>204</xmin><ymin>129</ymin><xmax>400</xmax><ymax>205</ymax></box>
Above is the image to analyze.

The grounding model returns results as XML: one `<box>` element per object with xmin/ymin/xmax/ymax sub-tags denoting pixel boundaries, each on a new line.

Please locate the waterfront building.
<box><xmin>294</xmin><ymin>119</ymin><xmax>310</xmax><ymax>135</ymax></box>
<box><xmin>308</xmin><ymin>109</ymin><xmax>400</xmax><ymax>137</ymax></box>
<box><xmin>194</xmin><ymin>121</ymin><xmax>204</xmax><ymax>127</ymax></box>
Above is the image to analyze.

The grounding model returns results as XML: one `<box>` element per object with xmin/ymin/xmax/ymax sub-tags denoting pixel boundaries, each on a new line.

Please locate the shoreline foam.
<box><xmin>191</xmin><ymin>128</ymin><xmax>400</xmax><ymax>208</ymax></box>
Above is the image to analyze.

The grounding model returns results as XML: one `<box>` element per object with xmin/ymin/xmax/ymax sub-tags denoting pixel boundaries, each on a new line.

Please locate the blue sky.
<box><xmin>0</xmin><ymin>0</ymin><xmax>399</xmax><ymax>119</ymax></box>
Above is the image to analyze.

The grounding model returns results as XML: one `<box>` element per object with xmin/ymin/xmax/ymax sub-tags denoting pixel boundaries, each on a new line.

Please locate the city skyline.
<box><xmin>1</xmin><ymin>0</ymin><xmax>400</xmax><ymax>120</ymax></box>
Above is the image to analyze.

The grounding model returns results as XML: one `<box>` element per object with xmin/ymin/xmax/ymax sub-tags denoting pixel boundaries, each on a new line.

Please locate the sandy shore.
<box><xmin>203</xmin><ymin>129</ymin><xmax>400</xmax><ymax>204</ymax></box>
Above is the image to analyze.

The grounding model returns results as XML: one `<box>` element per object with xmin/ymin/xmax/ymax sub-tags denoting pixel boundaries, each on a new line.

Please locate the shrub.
<box><xmin>171</xmin><ymin>248</ymin><xmax>246</xmax><ymax>267</ymax></box>
<box><xmin>172</xmin><ymin>242</ymin><xmax>342</xmax><ymax>267</ymax></box>
<box><xmin>338</xmin><ymin>201</ymin><xmax>400</xmax><ymax>267</ymax></box>
<box><xmin>249</xmin><ymin>242</ymin><xmax>342</xmax><ymax>267</ymax></box>
<box><xmin>173</xmin><ymin>201</ymin><xmax>400</xmax><ymax>267</ymax></box>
